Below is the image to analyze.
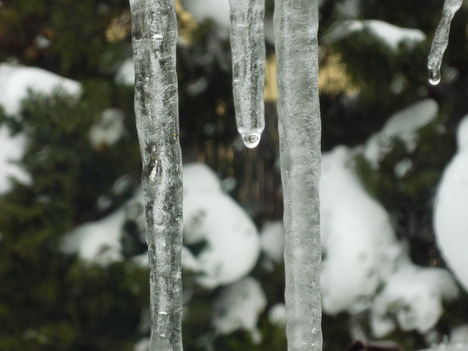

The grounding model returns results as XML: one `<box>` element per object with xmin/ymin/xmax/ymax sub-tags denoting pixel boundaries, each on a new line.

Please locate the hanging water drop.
<box><xmin>241</xmin><ymin>130</ymin><xmax>262</xmax><ymax>148</ymax></box>
<box><xmin>428</xmin><ymin>68</ymin><xmax>441</xmax><ymax>86</ymax></box>
<box><xmin>427</xmin><ymin>0</ymin><xmax>463</xmax><ymax>85</ymax></box>
<box><xmin>229</xmin><ymin>0</ymin><xmax>266</xmax><ymax>149</ymax></box>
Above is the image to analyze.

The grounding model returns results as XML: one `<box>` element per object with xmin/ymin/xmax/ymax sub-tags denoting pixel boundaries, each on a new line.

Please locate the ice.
<box><xmin>434</xmin><ymin>116</ymin><xmax>468</xmax><ymax>292</ymax></box>
<box><xmin>229</xmin><ymin>0</ymin><xmax>265</xmax><ymax>149</ymax></box>
<box><xmin>0</xmin><ymin>63</ymin><xmax>81</xmax><ymax>116</ymax></box>
<box><xmin>62</xmin><ymin>164</ymin><xmax>259</xmax><ymax>288</ymax></box>
<box><xmin>213</xmin><ymin>277</ymin><xmax>266</xmax><ymax>339</ymax></box>
<box><xmin>129</xmin><ymin>0</ymin><xmax>183</xmax><ymax>350</ymax></box>
<box><xmin>427</xmin><ymin>0</ymin><xmax>463</xmax><ymax>85</ymax></box>
<box><xmin>274</xmin><ymin>0</ymin><xmax>322</xmax><ymax>350</ymax></box>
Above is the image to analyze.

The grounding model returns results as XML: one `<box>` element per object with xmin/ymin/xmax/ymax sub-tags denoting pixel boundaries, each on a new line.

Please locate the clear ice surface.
<box><xmin>129</xmin><ymin>0</ymin><xmax>183</xmax><ymax>350</ymax></box>
<box><xmin>229</xmin><ymin>0</ymin><xmax>266</xmax><ymax>148</ymax></box>
<box><xmin>427</xmin><ymin>0</ymin><xmax>463</xmax><ymax>85</ymax></box>
<box><xmin>274</xmin><ymin>0</ymin><xmax>323</xmax><ymax>350</ymax></box>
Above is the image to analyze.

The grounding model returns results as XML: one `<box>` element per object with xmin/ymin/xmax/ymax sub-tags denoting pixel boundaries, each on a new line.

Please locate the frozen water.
<box><xmin>129</xmin><ymin>0</ymin><xmax>183</xmax><ymax>350</ymax></box>
<box><xmin>229</xmin><ymin>0</ymin><xmax>265</xmax><ymax>149</ymax></box>
<box><xmin>427</xmin><ymin>0</ymin><xmax>463</xmax><ymax>85</ymax></box>
<box><xmin>274</xmin><ymin>0</ymin><xmax>322</xmax><ymax>350</ymax></box>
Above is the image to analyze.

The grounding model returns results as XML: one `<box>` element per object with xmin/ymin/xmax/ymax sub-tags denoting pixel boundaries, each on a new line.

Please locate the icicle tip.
<box><xmin>428</xmin><ymin>67</ymin><xmax>441</xmax><ymax>86</ymax></box>
<box><xmin>240</xmin><ymin>130</ymin><xmax>262</xmax><ymax>149</ymax></box>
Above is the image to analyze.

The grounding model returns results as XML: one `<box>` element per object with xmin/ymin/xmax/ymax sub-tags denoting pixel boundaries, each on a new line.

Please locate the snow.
<box><xmin>0</xmin><ymin>127</ymin><xmax>30</xmax><ymax>194</ymax></box>
<box><xmin>260</xmin><ymin>221</ymin><xmax>284</xmax><ymax>263</ymax></box>
<box><xmin>213</xmin><ymin>277</ymin><xmax>266</xmax><ymax>339</ymax></box>
<box><xmin>181</xmin><ymin>0</ymin><xmax>230</xmax><ymax>30</ymax></box>
<box><xmin>89</xmin><ymin>108</ymin><xmax>125</xmax><ymax>149</ymax></box>
<box><xmin>183</xmin><ymin>163</ymin><xmax>260</xmax><ymax>288</ymax></box>
<box><xmin>370</xmin><ymin>258</ymin><xmax>458</xmax><ymax>337</ymax></box>
<box><xmin>326</xmin><ymin>20</ymin><xmax>426</xmax><ymax>50</ymax></box>
<box><xmin>115</xmin><ymin>58</ymin><xmax>135</xmax><ymax>86</ymax></box>
<box><xmin>0</xmin><ymin>63</ymin><xmax>81</xmax><ymax>194</ymax></box>
<box><xmin>434</xmin><ymin>115</ymin><xmax>468</xmax><ymax>291</ymax></box>
<box><xmin>363</xmin><ymin>99</ymin><xmax>439</xmax><ymax>167</ymax></box>
<box><xmin>61</xmin><ymin>209</ymin><xmax>126</xmax><ymax>266</ymax></box>
<box><xmin>0</xmin><ymin>63</ymin><xmax>81</xmax><ymax>116</ymax></box>
<box><xmin>421</xmin><ymin>343</ymin><xmax>468</xmax><ymax>351</ymax></box>
<box><xmin>183</xmin><ymin>163</ymin><xmax>221</xmax><ymax>194</ymax></box>
<box><xmin>268</xmin><ymin>303</ymin><xmax>286</xmax><ymax>326</ymax></box>
<box><xmin>394</xmin><ymin>158</ymin><xmax>413</xmax><ymax>178</ymax></box>
<box><xmin>61</xmin><ymin>163</ymin><xmax>260</xmax><ymax>289</ymax></box>
<box><xmin>134</xmin><ymin>337</ymin><xmax>150</xmax><ymax>351</ymax></box>
<box><xmin>320</xmin><ymin>146</ymin><xmax>401</xmax><ymax>314</ymax></box>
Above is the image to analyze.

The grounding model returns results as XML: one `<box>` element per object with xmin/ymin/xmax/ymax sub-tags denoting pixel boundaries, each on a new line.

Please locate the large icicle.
<box><xmin>129</xmin><ymin>1</ymin><xmax>183</xmax><ymax>351</ymax></box>
<box><xmin>274</xmin><ymin>1</ymin><xmax>322</xmax><ymax>351</ymax></box>
<box><xmin>427</xmin><ymin>0</ymin><xmax>463</xmax><ymax>85</ymax></box>
<box><xmin>229</xmin><ymin>0</ymin><xmax>266</xmax><ymax>148</ymax></box>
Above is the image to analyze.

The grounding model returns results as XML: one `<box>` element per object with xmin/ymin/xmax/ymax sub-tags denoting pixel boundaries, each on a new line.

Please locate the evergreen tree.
<box><xmin>1</xmin><ymin>0</ymin><xmax>468</xmax><ymax>350</ymax></box>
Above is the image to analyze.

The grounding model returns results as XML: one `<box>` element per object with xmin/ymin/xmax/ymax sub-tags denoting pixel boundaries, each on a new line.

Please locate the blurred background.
<box><xmin>1</xmin><ymin>0</ymin><xmax>468</xmax><ymax>350</ymax></box>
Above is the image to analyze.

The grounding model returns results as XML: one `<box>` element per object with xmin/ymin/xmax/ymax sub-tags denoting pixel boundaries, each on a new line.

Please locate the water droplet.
<box><xmin>428</xmin><ymin>68</ymin><xmax>441</xmax><ymax>86</ymax></box>
<box><xmin>241</xmin><ymin>132</ymin><xmax>261</xmax><ymax>149</ymax></box>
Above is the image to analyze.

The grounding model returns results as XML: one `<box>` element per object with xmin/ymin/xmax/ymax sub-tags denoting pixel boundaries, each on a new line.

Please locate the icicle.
<box><xmin>229</xmin><ymin>0</ymin><xmax>266</xmax><ymax>149</ymax></box>
<box><xmin>274</xmin><ymin>0</ymin><xmax>322</xmax><ymax>351</ymax></box>
<box><xmin>129</xmin><ymin>1</ymin><xmax>183</xmax><ymax>351</ymax></box>
<box><xmin>427</xmin><ymin>0</ymin><xmax>463</xmax><ymax>85</ymax></box>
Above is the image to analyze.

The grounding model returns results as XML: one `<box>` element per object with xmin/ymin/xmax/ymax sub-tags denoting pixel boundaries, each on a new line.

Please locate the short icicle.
<box><xmin>427</xmin><ymin>0</ymin><xmax>463</xmax><ymax>85</ymax></box>
<box><xmin>129</xmin><ymin>0</ymin><xmax>183</xmax><ymax>351</ymax></box>
<box><xmin>274</xmin><ymin>0</ymin><xmax>323</xmax><ymax>351</ymax></box>
<box><xmin>229</xmin><ymin>0</ymin><xmax>266</xmax><ymax>148</ymax></box>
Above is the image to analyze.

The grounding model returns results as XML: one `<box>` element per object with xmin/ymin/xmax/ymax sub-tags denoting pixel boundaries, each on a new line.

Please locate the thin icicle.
<box><xmin>427</xmin><ymin>0</ymin><xmax>463</xmax><ymax>85</ymax></box>
<box><xmin>129</xmin><ymin>1</ymin><xmax>183</xmax><ymax>351</ymax></box>
<box><xmin>229</xmin><ymin>0</ymin><xmax>266</xmax><ymax>148</ymax></box>
<box><xmin>274</xmin><ymin>0</ymin><xmax>322</xmax><ymax>351</ymax></box>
